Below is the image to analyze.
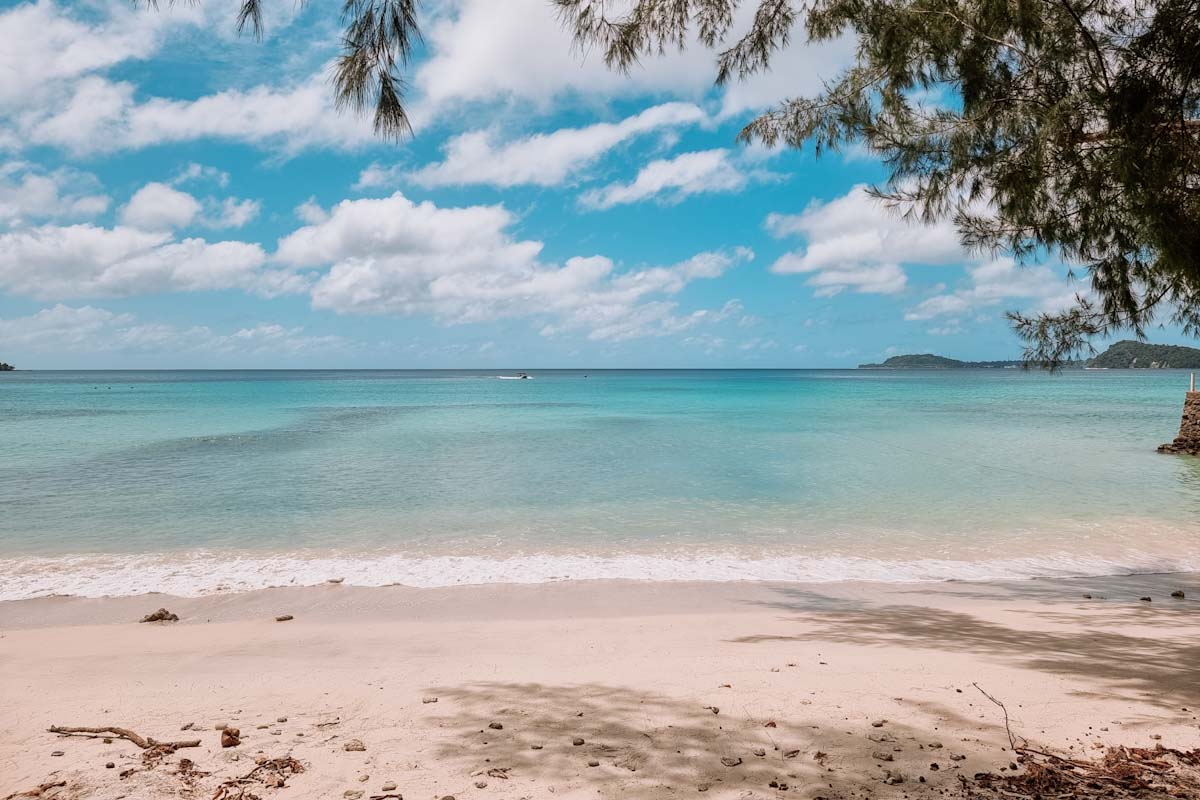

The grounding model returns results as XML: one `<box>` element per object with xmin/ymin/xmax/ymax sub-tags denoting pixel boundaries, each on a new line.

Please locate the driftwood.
<box><xmin>212</xmin><ymin>757</ymin><xmax>305</xmax><ymax>800</ymax></box>
<box><xmin>3</xmin><ymin>782</ymin><xmax>67</xmax><ymax>800</ymax></box>
<box><xmin>48</xmin><ymin>725</ymin><xmax>201</xmax><ymax>754</ymax></box>
<box><xmin>963</xmin><ymin>685</ymin><xmax>1200</xmax><ymax>799</ymax></box>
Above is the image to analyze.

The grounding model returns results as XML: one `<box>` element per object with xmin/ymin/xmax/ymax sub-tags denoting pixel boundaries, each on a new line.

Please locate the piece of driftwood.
<box><xmin>212</xmin><ymin>757</ymin><xmax>305</xmax><ymax>800</ymax></box>
<box><xmin>3</xmin><ymin>781</ymin><xmax>67</xmax><ymax>800</ymax></box>
<box><xmin>48</xmin><ymin>725</ymin><xmax>201</xmax><ymax>753</ymax></box>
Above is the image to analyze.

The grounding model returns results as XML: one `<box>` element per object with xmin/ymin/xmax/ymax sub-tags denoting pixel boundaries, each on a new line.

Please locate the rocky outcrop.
<box><xmin>1158</xmin><ymin>391</ymin><xmax>1200</xmax><ymax>455</ymax></box>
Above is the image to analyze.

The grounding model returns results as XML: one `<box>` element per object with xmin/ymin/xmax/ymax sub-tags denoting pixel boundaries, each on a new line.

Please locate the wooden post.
<box><xmin>1192</xmin><ymin>372</ymin><xmax>1196</xmax><ymax>392</ymax></box>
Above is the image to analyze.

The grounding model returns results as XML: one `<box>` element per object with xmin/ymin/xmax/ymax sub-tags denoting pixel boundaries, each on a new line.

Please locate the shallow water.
<box><xmin>1</xmin><ymin>369</ymin><xmax>1198</xmax><ymax>598</ymax></box>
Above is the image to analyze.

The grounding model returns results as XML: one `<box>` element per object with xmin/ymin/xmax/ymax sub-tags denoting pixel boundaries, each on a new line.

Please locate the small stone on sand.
<box><xmin>106</xmin><ymin>762</ymin><xmax>115</xmax><ymax>769</ymax></box>
<box><xmin>1172</xmin><ymin>590</ymin><xmax>1186</xmax><ymax>599</ymax></box>
<box><xmin>752</xmin><ymin>748</ymin><xmax>766</xmax><ymax>757</ymax></box>
<box><xmin>51</xmin><ymin>751</ymin><xmax>64</xmax><ymax>757</ymax></box>
<box><xmin>588</xmin><ymin>759</ymin><xmax>600</xmax><ymax>767</ymax></box>
<box><xmin>422</xmin><ymin>697</ymin><xmax>438</xmax><ymax>704</ymax></box>
<box><xmin>221</xmin><ymin>728</ymin><xmax>241</xmax><ymax>748</ymax></box>
<box><xmin>1140</xmin><ymin>596</ymin><xmax>1152</xmax><ymax>602</ymax></box>
<box><xmin>140</xmin><ymin>608</ymin><xmax>179</xmax><ymax>623</ymax></box>
<box><xmin>277</xmin><ymin>716</ymin><xmax>287</xmax><ymax>722</ymax></box>
<box><xmin>488</xmin><ymin>722</ymin><xmax>503</xmax><ymax>730</ymax></box>
<box><xmin>344</xmin><ymin>738</ymin><xmax>366</xmax><ymax>752</ymax></box>
<box><xmin>871</xmin><ymin>719</ymin><xmax>886</xmax><ymax>727</ymax></box>
<box><xmin>531</xmin><ymin>745</ymin><xmax>543</xmax><ymax>750</ymax></box>
<box><xmin>381</xmin><ymin>782</ymin><xmax>397</xmax><ymax>791</ymax></box>
<box><xmin>344</xmin><ymin>791</ymin><xmax>363</xmax><ymax>799</ymax></box>
<box><xmin>720</xmin><ymin>756</ymin><xmax>743</xmax><ymax>767</ymax></box>
<box><xmin>474</xmin><ymin>781</ymin><xmax>487</xmax><ymax>789</ymax></box>
<box><xmin>275</xmin><ymin>615</ymin><xmax>294</xmax><ymax>622</ymax></box>
<box><xmin>872</xmin><ymin>751</ymin><xmax>894</xmax><ymax>761</ymax></box>
<box><xmin>572</xmin><ymin>737</ymin><xmax>585</xmax><ymax>746</ymax></box>
<box><xmin>328</xmin><ymin>577</ymin><xmax>344</xmax><ymax>584</ymax></box>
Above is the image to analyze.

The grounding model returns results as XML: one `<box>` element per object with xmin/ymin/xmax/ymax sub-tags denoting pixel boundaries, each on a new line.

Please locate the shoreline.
<box><xmin>3</xmin><ymin>574</ymin><xmax>1198</xmax><ymax>797</ymax></box>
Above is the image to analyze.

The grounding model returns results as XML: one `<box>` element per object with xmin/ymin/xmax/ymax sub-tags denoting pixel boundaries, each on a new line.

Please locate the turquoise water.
<box><xmin>1</xmin><ymin>369</ymin><xmax>1198</xmax><ymax>598</ymax></box>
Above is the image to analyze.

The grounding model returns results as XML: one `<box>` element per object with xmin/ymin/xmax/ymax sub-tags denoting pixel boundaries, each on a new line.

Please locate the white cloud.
<box><xmin>0</xmin><ymin>304</ymin><xmax>348</xmax><ymax>356</ymax></box>
<box><xmin>171</xmin><ymin>163</ymin><xmax>230</xmax><ymax>188</ymax></box>
<box><xmin>364</xmin><ymin>102</ymin><xmax>707</xmax><ymax>190</ymax></box>
<box><xmin>120</xmin><ymin>183</ymin><xmax>202</xmax><ymax>230</ymax></box>
<box><xmin>204</xmin><ymin>197</ymin><xmax>261</xmax><ymax>229</ymax></box>
<box><xmin>294</xmin><ymin>197</ymin><xmax>329</xmax><ymax>225</ymax></box>
<box><xmin>581</xmin><ymin>149</ymin><xmax>778</xmax><ymax>209</ymax></box>
<box><xmin>905</xmin><ymin>258</ymin><xmax>1081</xmax><ymax>321</ymax></box>
<box><xmin>766</xmin><ymin>184</ymin><xmax>967</xmax><ymax>296</ymax></box>
<box><xmin>0</xmin><ymin>161</ymin><xmax>108</xmax><ymax>224</ymax></box>
<box><xmin>411</xmin><ymin>0</ymin><xmax>855</xmax><ymax>127</ymax></box>
<box><xmin>276</xmin><ymin>191</ymin><xmax>752</xmax><ymax>340</ymax></box>
<box><xmin>0</xmin><ymin>223</ymin><xmax>302</xmax><ymax>299</ymax></box>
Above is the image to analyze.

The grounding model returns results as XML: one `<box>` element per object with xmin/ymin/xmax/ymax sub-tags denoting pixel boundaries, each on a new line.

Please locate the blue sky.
<box><xmin>0</xmin><ymin>0</ymin><xmax>1189</xmax><ymax>369</ymax></box>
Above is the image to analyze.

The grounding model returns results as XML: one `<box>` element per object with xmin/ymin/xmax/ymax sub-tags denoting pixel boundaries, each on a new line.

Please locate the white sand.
<box><xmin>2</xmin><ymin>574</ymin><xmax>1198</xmax><ymax>799</ymax></box>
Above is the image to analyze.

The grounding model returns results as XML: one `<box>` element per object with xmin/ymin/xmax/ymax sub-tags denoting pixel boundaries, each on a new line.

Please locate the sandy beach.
<box><xmin>2</xmin><ymin>573</ymin><xmax>1198</xmax><ymax>799</ymax></box>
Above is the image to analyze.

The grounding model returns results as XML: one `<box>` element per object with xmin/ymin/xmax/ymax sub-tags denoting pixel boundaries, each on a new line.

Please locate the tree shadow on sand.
<box><xmin>734</xmin><ymin>586</ymin><xmax>1200</xmax><ymax>710</ymax></box>
<box><xmin>421</xmin><ymin>681</ymin><xmax>1009</xmax><ymax>799</ymax></box>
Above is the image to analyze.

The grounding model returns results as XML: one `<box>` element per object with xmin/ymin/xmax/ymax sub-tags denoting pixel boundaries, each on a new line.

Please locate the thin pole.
<box><xmin>1192</xmin><ymin>372</ymin><xmax>1196</xmax><ymax>392</ymax></box>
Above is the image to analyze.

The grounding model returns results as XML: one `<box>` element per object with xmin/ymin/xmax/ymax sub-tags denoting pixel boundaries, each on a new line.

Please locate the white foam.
<box><xmin>1</xmin><ymin>548</ymin><xmax>1198</xmax><ymax>601</ymax></box>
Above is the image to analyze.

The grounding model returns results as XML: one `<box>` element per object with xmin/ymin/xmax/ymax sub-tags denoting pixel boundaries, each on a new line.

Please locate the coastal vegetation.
<box><xmin>0</xmin><ymin>362</ymin><xmax>13</xmax><ymax>371</ymax></box>
<box><xmin>1087</xmin><ymin>340</ymin><xmax>1200</xmax><ymax>369</ymax></box>
<box><xmin>859</xmin><ymin>354</ymin><xmax>1023</xmax><ymax>369</ymax></box>
<box><xmin>861</xmin><ymin>341</ymin><xmax>1200</xmax><ymax>369</ymax></box>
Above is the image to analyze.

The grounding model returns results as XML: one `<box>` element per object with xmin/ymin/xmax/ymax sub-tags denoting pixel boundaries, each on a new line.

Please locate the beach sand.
<box><xmin>2</xmin><ymin>574</ymin><xmax>1198</xmax><ymax>799</ymax></box>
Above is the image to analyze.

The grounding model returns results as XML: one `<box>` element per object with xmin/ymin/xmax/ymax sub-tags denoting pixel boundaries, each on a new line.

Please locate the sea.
<box><xmin>1</xmin><ymin>368</ymin><xmax>1198</xmax><ymax>600</ymax></box>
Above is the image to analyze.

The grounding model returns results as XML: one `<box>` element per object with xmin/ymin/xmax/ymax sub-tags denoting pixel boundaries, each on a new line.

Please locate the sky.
<box><xmin>0</xmin><ymin>0</ymin><xmax>1191</xmax><ymax>369</ymax></box>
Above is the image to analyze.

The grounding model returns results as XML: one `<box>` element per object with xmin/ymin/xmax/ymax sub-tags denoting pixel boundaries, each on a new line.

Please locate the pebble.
<box><xmin>344</xmin><ymin>791</ymin><xmax>363</xmax><ymax>799</ymax></box>
<box><xmin>883</xmin><ymin>770</ymin><xmax>905</xmax><ymax>785</ymax></box>
<box><xmin>51</xmin><ymin>751</ymin><xmax>64</xmax><ymax>757</ymax></box>
<box><xmin>215</xmin><ymin>723</ymin><xmax>229</xmax><ymax>731</ymax></box>
<box><xmin>1139</xmin><ymin>596</ymin><xmax>1152</xmax><ymax>602</ymax></box>
<box><xmin>720</xmin><ymin>756</ymin><xmax>743</xmax><ymax>767</ymax></box>
<box><xmin>949</xmin><ymin>753</ymin><xmax>966</xmax><ymax>761</ymax></box>
<box><xmin>474</xmin><ymin>781</ymin><xmax>487</xmax><ymax>789</ymax></box>
<box><xmin>422</xmin><ymin>697</ymin><xmax>438</xmax><ymax>704</ymax></box>
<box><xmin>530</xmin><ymin>745</ymin><xmax>543</xmax><ymax>750</ymax></box>
<box><xmin>588</xmin><ymin>759</ymin><xmax>600</xmax><ymax>767</ymax></box>
<box><xmin>221</xmin><ymin>728</ymin><xmax>241</xmax><ymax>748</ymax></box>
<box><xmin>277</xmin><ymin>716</ymin><xmax>287</xmax><ymax>723</ymax></box>
<box><xmin>572</xmin><ymin>737</ymin><xmax>585</xmax><ymax>746</ymax></box>
<box><xmin>275</xmin><ymin>615</ymin><xmax>294</xmax><ymax>622</ymax></box>
<box><xmin>488</xmin><ymin>722</ymin><xmax>503</xmax><ymax>730</ymax></box>
<box><xmin>872</xmin><ymin>751</ymin><xmax>894</xmax><ymax>762</ymax></box>
<box><xmin>929</xmin><ymin>763</ymin><xmax>940</xmax><ymax>771</ymax></box>
<box><xmin>103</xmin><ymin>738</ymin><xmax>113</xmax><ymax>744</ymax></box>
<box><xmin>328</xmin><ymin>577</ymin><xmax>345</xmax><ymax>584</ymax></box>
<box><xmin>381</xmin><ymin>783</ymin><xmax>397</xmax><ymax>791</ymax></box>
<box><xmin>343</xmin><ymin>739</ymin><xmax>366</xmax><ymax>752</ymax></box>
<box><xmin>928</xmin><ymin>742</ymin><xmax>943</xmax><ymax>749</ymax></box>
<box><xmin>106</xmin><ymin>762</ymin><xmax>115</xmax><ymax>769</ymax></box>
<box><xmin>1172</xmin><ymin>590</ymin><xmax>1186</xmax><ymax>599</ymax></box>
<box><xmin>871</xmin><ymin>719</ymin><xmax>886</xmax><ymax>727</ymax></box>
<box><xmin>752</xmin><ymin>748</ymin><xmax>766</xmax><ymax>757</ymax></box>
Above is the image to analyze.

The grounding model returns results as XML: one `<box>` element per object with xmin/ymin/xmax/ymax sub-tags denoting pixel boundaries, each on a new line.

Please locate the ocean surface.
<box><xmin>1</xmin><ymin>368</ymin><xmax>1198</xmax><ymax>600</ymax></box>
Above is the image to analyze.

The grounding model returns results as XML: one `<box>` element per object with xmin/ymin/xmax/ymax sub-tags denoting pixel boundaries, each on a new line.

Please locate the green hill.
<box><xmin>1087</xmin><ymin>340</ymin><xmax>1200</xmax><ymax>369</ymax></box>
<box><xmin>858</xmin><ymin>353</ymin><xmax>1023</xmax><ymax>369</ymax></box>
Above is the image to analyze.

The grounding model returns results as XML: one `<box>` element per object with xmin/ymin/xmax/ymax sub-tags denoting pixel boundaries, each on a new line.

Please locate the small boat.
<box><xmin>497</xmin><ymin>372</ymin><xmax>532</xmax><ymax>380</ymax></box>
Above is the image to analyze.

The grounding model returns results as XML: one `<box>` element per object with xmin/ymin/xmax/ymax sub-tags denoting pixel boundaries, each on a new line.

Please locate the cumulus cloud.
<box><xmin>120</xmin><ymin>183</ymin><xmax>202</xmax><ymax>230</ymax></box>
<box><xmin>581</xmin><ymin>149</ymin><xmax>779</xmax><ymax>209</ymax></box>
<box><xmin>276</xmin><ymin>191</ymin><xmax>752</xmax><ymax>340</ymax></box>
<box><xmin>904</xmin><ymin>258</ymin><xmax>1082</xmax><ymax>321</ymax></box>
<box><xmin>362</xmin><ymin>102</ymin><xmax>707</xmax><ymax>190</ymax></box>
<box><xmin>0</xmin><ymin>223</ymin><xmax>302</xmax><ymax>299</ymax></box>
<box><xmin>0</xmin><ymin>161</ymin><xmax>109</xmax><ymax>224</ymax></box>
<box><xmin>410</xmin><ymin>0</ymin><xmax>854</xmax><ymax>126</ymax></box>
<box><xmin>766</xmin><ymin>184</ymin><xmax>968</xmax><ymax>296</ymax></box>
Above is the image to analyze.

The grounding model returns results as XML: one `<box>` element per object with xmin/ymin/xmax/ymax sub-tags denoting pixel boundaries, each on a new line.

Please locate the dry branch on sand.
<box><xmin>47</xmin><ymin>725</ymin><xmax>201</xmax><ymax>758</ymax></box>
<box><xmin>2</xmin><ymin>782</ymin><xmax>67</xmax><ymax>800</ymax></box>
<box><xmin>964</xmin><ymin>686</ymin><xmax>1200</xmax><ymax>799</ymax></box>
<box><xmin>964</xmin><ymin>745</ymin><xmax>1200</xmax><ymax>799</ymax></box>
<box><xmin>212</xmin><ymin>756</ymin><xmax>305</xmax><ymax>800</ymax></box>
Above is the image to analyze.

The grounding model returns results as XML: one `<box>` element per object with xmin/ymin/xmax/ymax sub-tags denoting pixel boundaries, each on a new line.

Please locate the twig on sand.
<box><xmin>3</xmin><ymin>781</ymin><xmax>67</xmax><ymax>800</ymax></box>
<box><xmin>48</xmin><ymin>725</ymin><xmax>201</xmax><ymax>754</ymax></box>
<box><xmin>972</xmin><ymin>682</ymin><xmax>1025</xmax><ymax>751</ymax></box>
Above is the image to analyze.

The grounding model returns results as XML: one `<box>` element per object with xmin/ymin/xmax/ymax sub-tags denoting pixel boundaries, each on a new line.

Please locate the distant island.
<box><xmin>0</xmin><ymin>362</ymin><xmax>13</xmax><ymax>371</ymax></box>
<box><xmin>859</xmin><ymin>354</ymin><xmax>1027</xmax><ymax>369</ymax></box>
<box><xmin>860</xmin><ymin>340</ymin><xmax>1200</xmax><ymax>369</ymax></box>
<box><xmin>1085</xmin><ymin>340</ymin><xmax>1200</xmax><ymax>369</ymax></box>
